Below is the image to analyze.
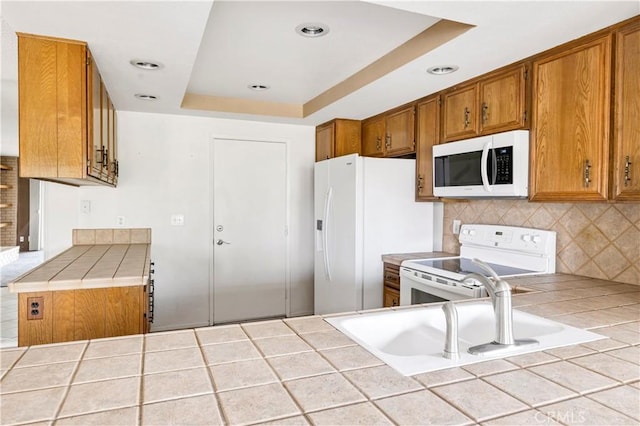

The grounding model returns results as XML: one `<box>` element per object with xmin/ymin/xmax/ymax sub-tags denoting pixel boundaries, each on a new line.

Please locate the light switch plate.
<box><xmin>81</xmin><ymin>200</ymin><xmax>91</xmax><ymax>214</ymax></box>
<box><xmin>453</xmin><ymin>220</ymin><xmax>461</xmax><ymax>235</ymax></box>
<box><xmin>171</xmin><ymin>214</ymin><xmax>185</xmax><ymax>226</ymax></box>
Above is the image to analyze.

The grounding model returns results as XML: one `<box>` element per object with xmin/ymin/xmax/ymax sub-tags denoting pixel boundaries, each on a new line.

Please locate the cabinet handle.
<box><xmin>463</xmin><ymin>107</ymin><xmax>470</xmax><ymax>129</ymax></box>
<box><xmin>624</xmin><ymin>155</ymin><xmax>632</xmax><ymax>187</ymax></box>
<box><xmin>115</xmin><ymin>160</ymin><xmax>119</xmax><ymax>177</ymax></box>
<box><xmin>392</xmin><ymin>298</ymin><xmax>398</xmax><ymax>306</ymax></box>
<box><xmin>148</xmin><ymin>278</ymin><xmax>155</xmax><ymax>324</ymax></box>
<box><xmin>417</xmin><ymin>174</ymin><xmax>424</xmax><ymax>192</ymax></box>
<box><xmin>102</xmin><ymin>149</ymin><xmax>108</xmax><ymax>169</ymax></box>
<box><xmin>376</xmin><ymin>136</ymin><xmax>382</xmax><ymax>151</ymax></box>
<box><xmin>385</xmin><ymin>274</ymin><xmax>396</xmax><ymax>281</ymax></box>
<box><xmin>385</xmin><ymin>134</ymin><xmax>391</xmax><ymax>149</ymax></box>
<box><xmin>584</xmin><ymin>159</ymin><xmax>591</xmax><ymax>188</ymax></box>
<box><xmin>481</xmin><ymin>103</ymin><xmax>488</xmax><ymax>124</ymax></box>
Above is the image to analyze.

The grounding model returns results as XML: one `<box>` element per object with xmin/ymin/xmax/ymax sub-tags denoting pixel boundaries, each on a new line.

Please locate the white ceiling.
<box><xmin>1</xmin><ymin>0</ymin><xmax>639</xmax><ymax>147</ymax></box>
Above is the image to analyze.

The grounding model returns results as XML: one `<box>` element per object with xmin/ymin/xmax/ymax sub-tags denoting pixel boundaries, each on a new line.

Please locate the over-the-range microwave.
<box><xmin>433</xmin><ymin>130</ymin><xmax>529</xmax><ymax>198</ymax></box>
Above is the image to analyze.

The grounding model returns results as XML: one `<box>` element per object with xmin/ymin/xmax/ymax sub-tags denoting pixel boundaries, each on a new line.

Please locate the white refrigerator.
<box><xmin>314</xmin><ymin>154</ymin><xmax>443</xmax><ymax>315</ymax></box>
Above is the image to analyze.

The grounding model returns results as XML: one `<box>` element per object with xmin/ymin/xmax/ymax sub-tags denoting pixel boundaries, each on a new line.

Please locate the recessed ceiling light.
<box><xmin>427</xmin><ymin>65</ymin><xmax>459</xmax><ymax>75</ymax></box>
<box><xmin>130</xmin><ymin>59</ymin><xmax>163</xmax><ymax>70</ymax></box>
<box><xmin>248</xmin><ymin>84</ymin><xmax>270</xmax><ymax>91</ymax></box>
<box><xmin>295</xmin><ymin>23</ymin><xmax>329</xmax><ymax>38</ymax></box>
<box><xmin>134</xmin><ymin>94</ymin><xmax>157</xmax><ymax>100</ymax></box>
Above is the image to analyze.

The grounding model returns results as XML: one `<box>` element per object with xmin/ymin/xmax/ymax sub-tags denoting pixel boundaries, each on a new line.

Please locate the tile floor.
<box><xmin>1</xmin><ymin>287</ymin><xmax>18</xmax><ymax>348</ymax></box>
<box><xmin>1</xmin><ymin>250</ymin><xmax>45</xmax><ymax>348</ymax></box>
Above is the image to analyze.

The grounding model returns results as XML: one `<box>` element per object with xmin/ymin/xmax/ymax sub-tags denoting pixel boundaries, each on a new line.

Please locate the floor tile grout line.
<box><xmin>582</xmin><ymin>385</ymin><xmax>640</xmax><ymax>422</ymax></box>
<box><xmin>51</xmin><ymin>340</ymin><xmax>90</xmax><ymax>422</ymax></box>
<box><xmin>194</xmin><ymin>329</ymin><xmax>231</xmax><ymax>426</ymax></box>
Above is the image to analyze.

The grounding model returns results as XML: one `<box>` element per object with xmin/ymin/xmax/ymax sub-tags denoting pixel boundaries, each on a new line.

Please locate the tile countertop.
<box><xmin>1</xmin><ymin>275</ymin><xmax>639</xmax><ymax>425</ymax></box>
<box><xmin>381</xmin><ymin>251</ymin><xmax>454</xmax><ymax>266</ymax></box>
<box><xmin>7</xmin><ymin>244</ymin><xmax>151</xmax><ymax>293</ymax></box>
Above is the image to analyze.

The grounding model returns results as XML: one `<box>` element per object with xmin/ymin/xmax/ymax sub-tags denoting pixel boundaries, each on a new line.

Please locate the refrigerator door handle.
<box><xmin>323</xmin><ymin>187</ymin><xmax>333</xmax><ymax>281</ymax></box>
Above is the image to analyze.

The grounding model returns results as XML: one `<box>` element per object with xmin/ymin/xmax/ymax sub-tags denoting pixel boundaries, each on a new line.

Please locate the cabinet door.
<box><xmin>105</xmin><ymin>286</ymin><xmax>142</xmax><ymax>337</ymax></box>
<box><xmin>530</xmin><ymin>36</ymin><xmax>611</xmax><ymax>201</ymax></box>
<box><xmin>612</xmin><ymin>22</ymin><xmax>640</xmax><ymax>201</ymax></box>
<box><xmin>385</xmin><ymin>106</ymin><xmax>415</xmax><ymax>156</ymax></box>
<box><xmin>315</xmin><ymin>122</ymin><xmax>334</xmax><ymax>161</ymax></box>
<box><xmin>334</xmin><ymin>120</ymin><xmax>362</xmax><ymax>157</ymax></box>
<box><xmin>18</xmin><ymin>36</ymin><xmax>59</xmax><ymax>178</ymax></box>
<box><xmin>442</xmin><ymin>85</ymin><xmax>478</xmax><ymax>142</ymax></box>
<box><xmin>107</xmin><ymin>99</ymin><xmax>116</xmax><ymax>183</ymax></box>
<box><xmin>416</xmin><ymin>96</ymin><xmax>440</xmax><ymax>201</ymax></box>
<box><xmin>100</xmin><ymin>81</ymin><xmax>110</xmax><ymax>177</ymax></box>
<box><xmin>87</xmin><ymin>55</ymin><xmax>103</xmax><ymax>179</ymax></box>
<box><xmin>479</xmin><ymin>65</ymin><xmax>527</xmax><ymax>134</ymax></box>
<box><xmin>362</xmin><ymin>117</ymin><xmax>385</xmax><ymax>157</ymax></box>
<box><xmin>383</xmin><ymin>286</ymin><xmax>400</xmax><ymax>307</ymax></box>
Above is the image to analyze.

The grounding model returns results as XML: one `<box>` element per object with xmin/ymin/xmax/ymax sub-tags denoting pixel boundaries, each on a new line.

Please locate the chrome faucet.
<box><xmin>442</xmin><ymin>302</ymin><xmax>459</xmax><ymax>360</ymax></box>
<box><xmin>462</xmin><ymin>259</ymin><xmax>538</xmax><ymax>356</ymax></box>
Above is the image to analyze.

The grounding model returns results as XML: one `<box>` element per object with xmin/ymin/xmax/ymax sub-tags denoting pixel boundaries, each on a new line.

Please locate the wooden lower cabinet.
<box><xmin>382</xmin><ymin>263</ymin><xmax>401</xmax><ymax>307</ymax></box>
<box><xmin>18</xmin><ymin>285</ymin><xmax>149</xmax><ymax>347</ymax></box>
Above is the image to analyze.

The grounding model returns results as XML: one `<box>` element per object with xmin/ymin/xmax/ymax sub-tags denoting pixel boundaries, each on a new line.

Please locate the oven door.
<box><xmin>399</xmin><ymin>267</ymin><xmax>485</xmax><ymax>306</ymax></box>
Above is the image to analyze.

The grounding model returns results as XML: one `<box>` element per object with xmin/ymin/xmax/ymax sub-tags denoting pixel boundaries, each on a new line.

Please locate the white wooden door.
<box><xmin>212</xmin><ymin>138</ymin><xmax>287</xmax><ymax>323</ymax></box>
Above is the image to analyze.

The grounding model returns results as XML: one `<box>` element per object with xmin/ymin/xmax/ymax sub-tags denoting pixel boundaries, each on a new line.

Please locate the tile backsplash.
<box><xmin>442</xmin><ymin>200</ymin><xmax>639</xmax><ymax>285</ymax></box>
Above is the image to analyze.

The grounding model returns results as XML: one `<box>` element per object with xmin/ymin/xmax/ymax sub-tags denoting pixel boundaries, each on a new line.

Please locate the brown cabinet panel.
<box><xmin>75</xmin><ymin>288</ymin><xmax>106</xmax><ymax>340</ymax></box>
<box><xmin>442</xmin><ymin>85</ymin><xmax>478</xmax><ymax>142</ymax></box>
<box><xmin>18</xmin><ymin>292</ymin><xmax>53</xmax><ymax>347</ymax></box>
<box><xmin>385</xmin><ymin>106</ymin><xmax>415</xmax><ymax>156</ymax></box>
<box><xmin>55</xmin><ymin>41</ymin><xmax>86</xmax><ymax>179</ymax></box>
<box><xmin>530</xmin><ymin>36</ymin><xmax>611</xmax><ymax>201</ymax></box>
<box><xmin>315</xmin><ymin>123</ymin><xmax>334</xmax><ymax>161</ymax></box>
<box><xmin>612</xmin><ymin>21</ymin><xmax>640</xmax><ymax>201</ymax></box>
<box><xmin>315</xmin><ymin>119</ymin><xmax>361</xmax><ymax>161</ymax></box>
<box><xmin>18</xmin><ymin>36</ymin><xmax>58</xmax><ymax>178</ymax></box>
<box><xmin>479</xmin><ymin>65</ymin><xmax>527</xmax><ymax>134</ymax></box>
<box><xmin>52</xmin><ymin>290</ymin><xmax>75</xmax><ymax>343</ymax></box>
<box><xmin>382</xmin><ymin>263</ymin><xmax>401</xmax><ymax>307</ymax></box>
<box><xmin>362</xmin><ymin>116</ymin><xmax>385</xmax><ymax>157</ymax></box>
<box><xmin>105</xmin><ymin>286</ymin><xmax>142</xmax><ymax>337</ymax></box>
<box><xmin>17</xmin><ymin>33</ymin><xmax>116</xmax><ymax>187</ymax></box>
<box><xmin>383</xmin><ymin>286</ymin><xmax>400</xmax><ymax>308</ymax></box>
<box><xmin>416</xmin><ymin>96</ymin><xmax>440</xmax><ymax>201</ymax></box>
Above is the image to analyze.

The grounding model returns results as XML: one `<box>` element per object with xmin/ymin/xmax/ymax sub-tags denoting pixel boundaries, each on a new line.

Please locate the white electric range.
<box><xmin>400</xmin><ymin>224</ymin><xmax>557</xmax><ymax>305</ymax></box>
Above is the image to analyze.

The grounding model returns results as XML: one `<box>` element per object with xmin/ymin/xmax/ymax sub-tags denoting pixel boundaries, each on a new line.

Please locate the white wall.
<box><xmin>43</xmin><ymin>111</ymin><xmax>316</xmax><ymax>331</ymax></box>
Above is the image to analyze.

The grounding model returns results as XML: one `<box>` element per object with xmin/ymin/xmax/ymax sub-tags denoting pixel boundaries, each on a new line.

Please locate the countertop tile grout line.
<box><xmin>50</xmin><ymin>340</ymin><xmax>89</xmax><ymax>423</ymax></box>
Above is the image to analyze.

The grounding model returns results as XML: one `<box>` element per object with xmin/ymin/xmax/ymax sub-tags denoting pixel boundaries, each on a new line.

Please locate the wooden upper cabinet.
<box><xmin>315</xmin><ymin>119</ymin><xmax>361</xmax><ymax>162</ymax></box>
<box><xmin>441</xmin><ymin>85</ymin><xmax>478</xmax><ymax>142</ymax></box>
<box><xmin>530</xmin><ymin>35</ymin><xmax>612</xmax><ymax>201</ymax></box>
<box><xmin>87</xmin><ymin>54</ymin><xmax>103</xmax><ymax>180</ymax></box>
<box><xmin>362</xmin><ymin>105</ymin><xmax>416</xmax><ymax>158</ymax></box>
<box><xmin>479</xmin><ymin>64</ymin><xmax>527</xmax><ymax>134</ymax></box>
<box><xmin>441</xmin><ymin>64</ymin><xmax>529</xmax><ymax>143</ymax></box>
<box><xmin>611</xmin><ymin>21</ymin><xmax>640</xmax><ymax>201</ymax></box>
<box><xmin>362</xmin><ymin>116</ymin><xmax>386</xmax><ymax>157</ymax></box>
<box><xmin>17</xmin><ymin>33</ymin><xmax>116</xmax><ymax>187</ymax></box>
<box><xmin>384</xmin><ymin>105</ymin><xmax>415</xmax><ymax>157</ymax></box>
<box><xmin>415</xmin><ymin>96</ymin><xmax>440</xmax><ymax>201</ymax></box>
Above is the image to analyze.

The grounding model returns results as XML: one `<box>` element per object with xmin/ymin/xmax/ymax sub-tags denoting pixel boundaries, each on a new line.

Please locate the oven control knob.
<box><xmin>522</xmin><ymin>234</ymin><xmax>531</xmax><ymax>242</ymax></box>
<box><xmin>532</xmin><ymin>235</ymin><xmax>541</xmax><ymax>243</ymax></box>
<box><xmin>469</xmin><ymin>230</ymin><xmax>476</xmax><ymax>236</ymax></box>
<box><xmin>462</xmin><ymin>229</ymin><xmax>469</xmax><ymax>235</ymax></box>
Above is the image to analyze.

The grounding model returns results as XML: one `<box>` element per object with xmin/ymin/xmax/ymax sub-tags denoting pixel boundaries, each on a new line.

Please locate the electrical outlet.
<box><xmin>81</xmin><ymin>200</ymin><xmax>91</xmax><ymax>214</ymax></box>
<box><xmin>26</xmin><ymin>296</ymin><xmax>44</xmax><ymax>320</ymax></box>
<box><xmin>171</xmin><ymin>214</ymin><xmax>185</xmax><ymax>226</ymax></box>
<box><xmin>452</xmin><ymin>220</ymin><xmax>462</xmax><ymax>235</ymax></box>
<box><xmin>117</xmin><ymin>216</ymin><xmax>125</xmax><ymax>226</ymax></box>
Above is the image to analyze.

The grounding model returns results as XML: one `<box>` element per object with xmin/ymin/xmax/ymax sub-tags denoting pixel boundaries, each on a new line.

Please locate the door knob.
<box><xmin>216</xmin><ymin>239</ymin><xmax>231</xmax><ymax>246</ymax></box>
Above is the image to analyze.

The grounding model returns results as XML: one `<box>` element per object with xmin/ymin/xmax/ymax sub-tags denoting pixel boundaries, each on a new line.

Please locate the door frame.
<box><xmin>208</xmin><ymin>136</ymin><xmax>291</xmax><ymax>325</ymax></box>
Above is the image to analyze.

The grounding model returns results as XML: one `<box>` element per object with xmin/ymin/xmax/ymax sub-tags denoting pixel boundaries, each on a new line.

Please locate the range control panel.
<box><xmin>458</xmin><ymin>224</ymin><xmax>556</xmax><ymax>256</ymax></box>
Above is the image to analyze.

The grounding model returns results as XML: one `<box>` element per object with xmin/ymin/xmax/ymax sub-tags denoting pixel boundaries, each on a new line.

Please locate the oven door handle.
<box><xmin>400</xmin><ymin>268</ymin><xmax>485</xmax><ymax>297</ymax></box>
<box><xmin>480</xmin><ymin>139</ymin><xmax>493</xmax><ymax>192</ymax></box>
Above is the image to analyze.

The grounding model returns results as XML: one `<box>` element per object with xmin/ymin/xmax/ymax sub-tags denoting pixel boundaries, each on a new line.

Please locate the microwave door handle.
<box><xmin>480</xmin><ymin>140</ymin><xmax>493</xmax><ymax>192</ymax></box>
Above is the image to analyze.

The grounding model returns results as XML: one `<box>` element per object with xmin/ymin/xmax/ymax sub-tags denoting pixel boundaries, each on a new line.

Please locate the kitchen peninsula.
<box><xmin>8</xmin><ymin>228</ymin><xmax>152</xmax><ymax>347</ymax></box>
<box><xmin>1</xmin><ymin>272</ymin><xmax>638</xmax><ymax>425</ymax></box>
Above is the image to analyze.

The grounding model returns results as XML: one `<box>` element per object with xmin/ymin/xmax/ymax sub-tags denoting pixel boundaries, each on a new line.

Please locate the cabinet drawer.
<box><xmin>384</xmin><ymin>265</ymin><xmax>400</xmax><ymax>289</ymax></box>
